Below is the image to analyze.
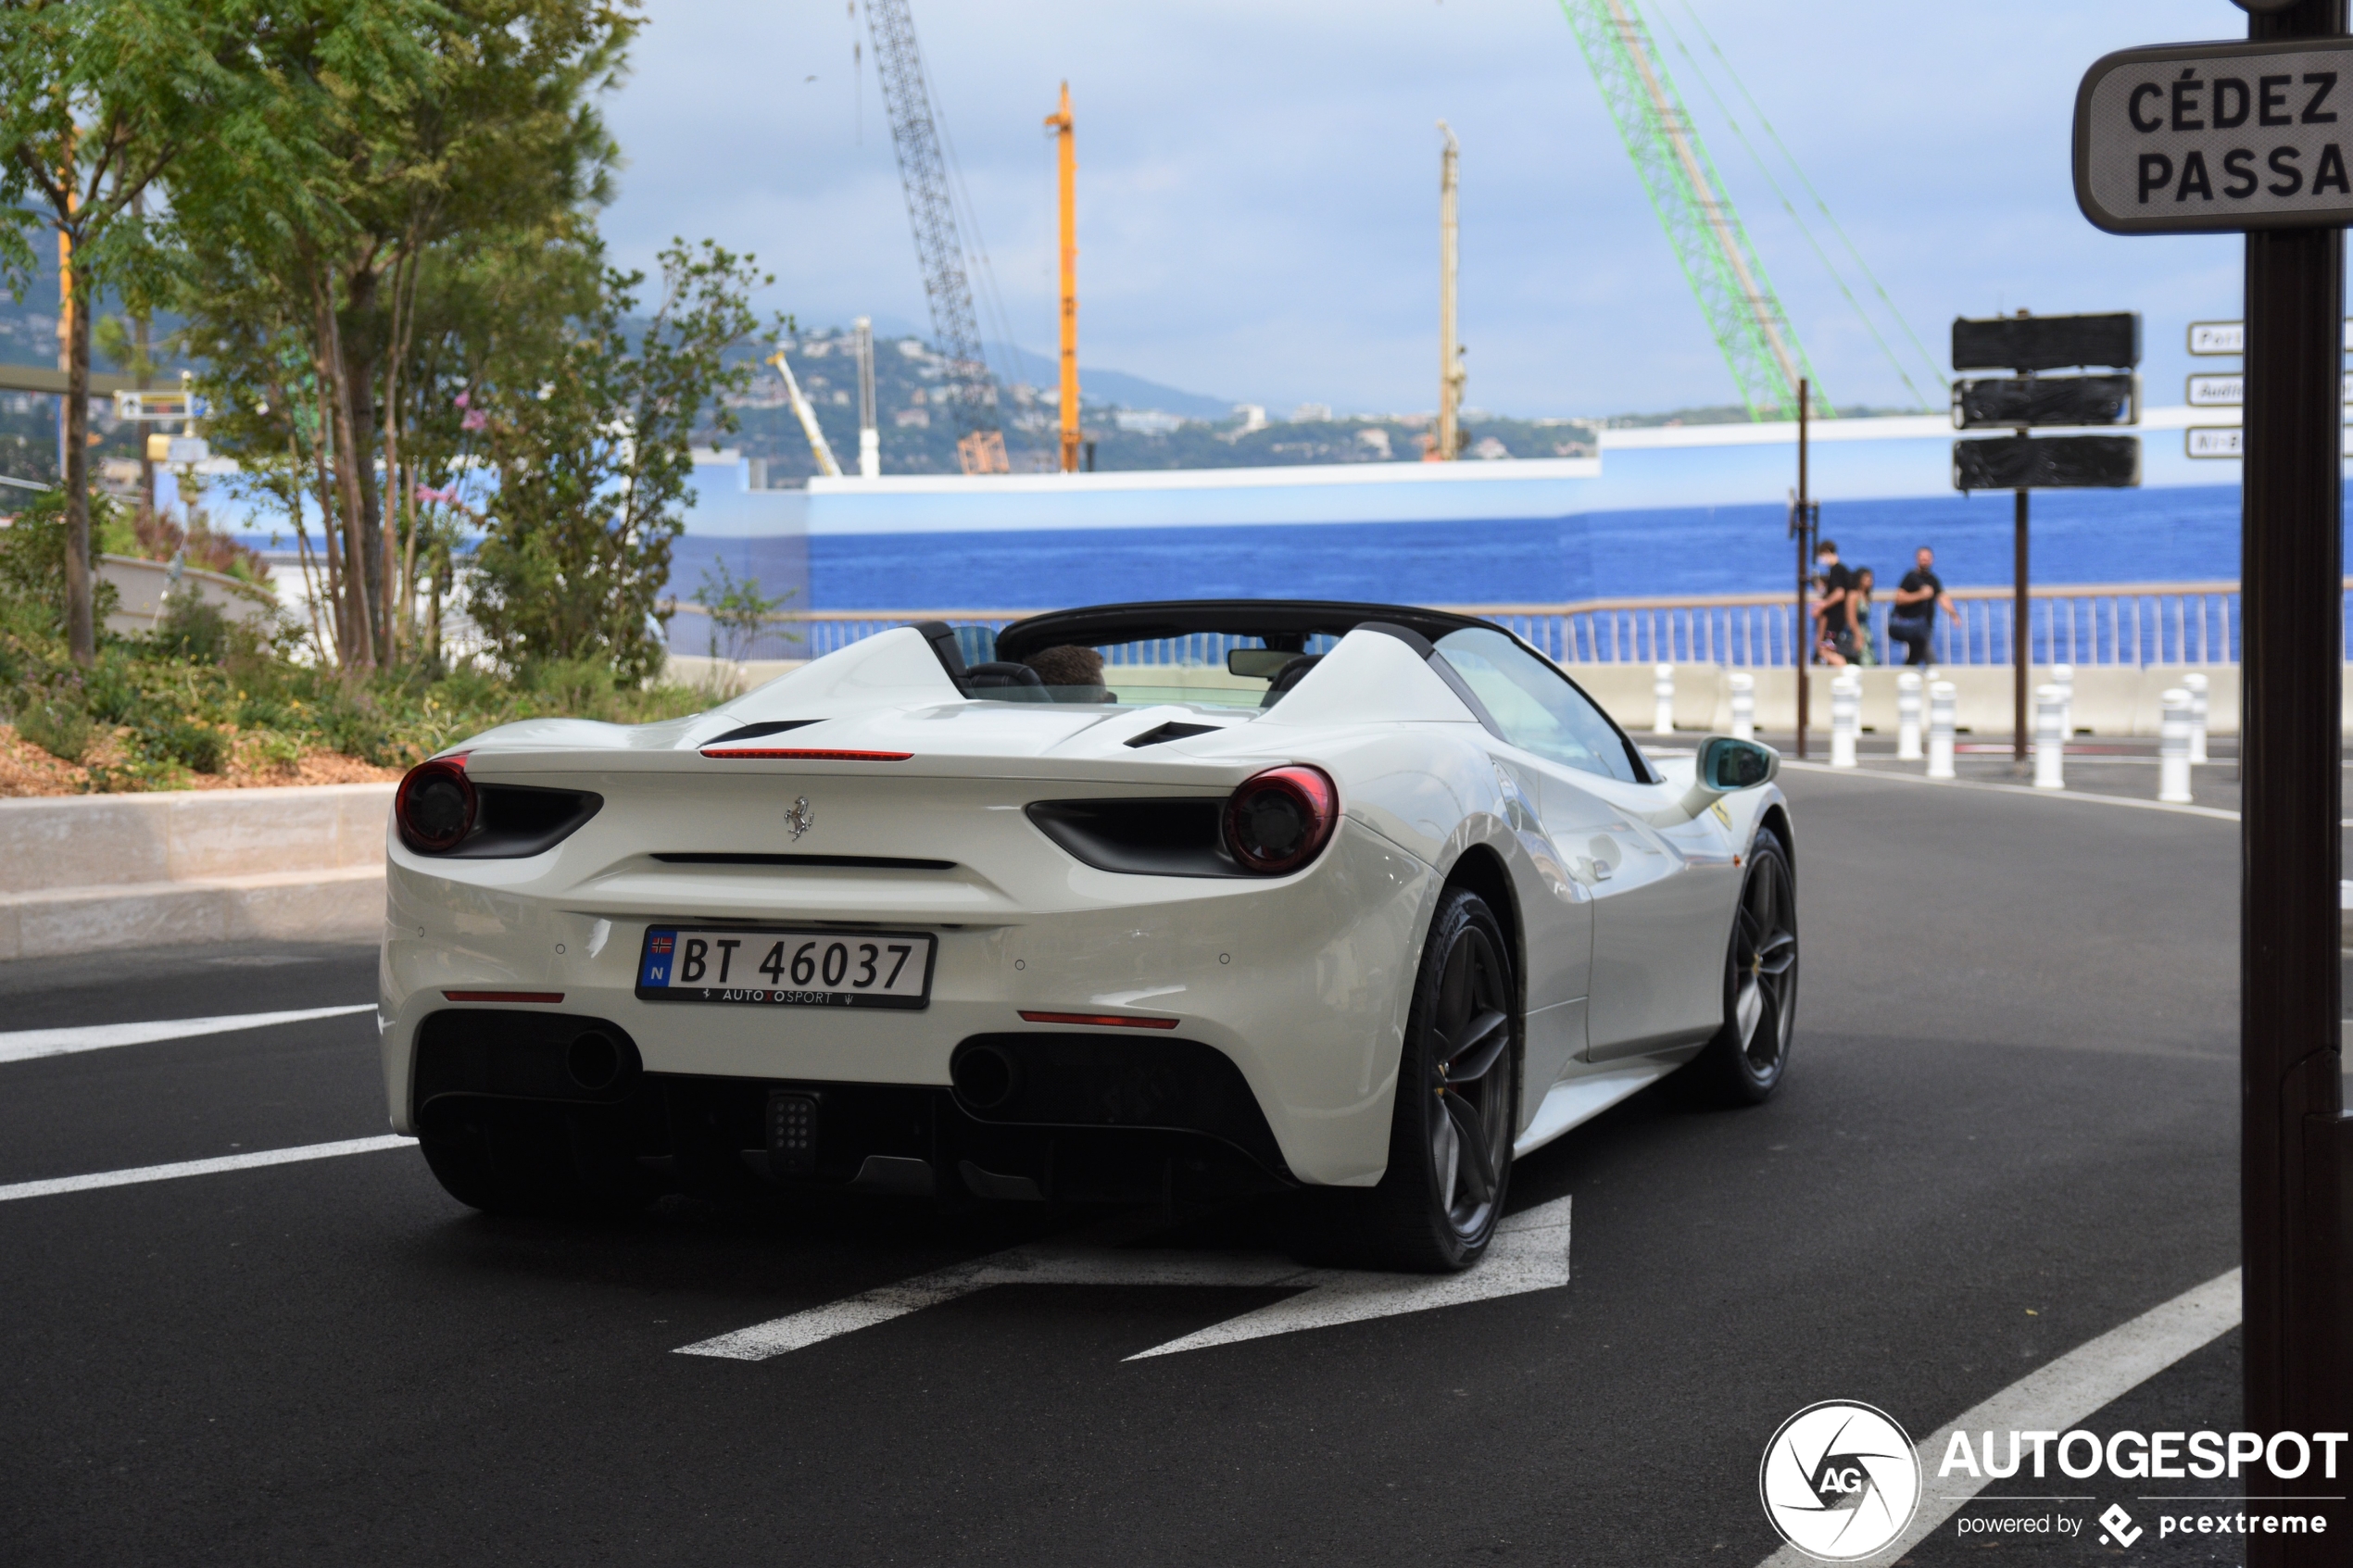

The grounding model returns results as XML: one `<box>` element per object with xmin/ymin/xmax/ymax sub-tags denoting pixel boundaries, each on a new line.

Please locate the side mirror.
<box><xmin>1646</xmin><ymin>734</ymin><xmax>1780</xmax><ymax>827</ymax></box>
<box><xmin>1699</xmin><ymin>734</ymin><xmax>1779</xmax><ymax>792</ymax></box>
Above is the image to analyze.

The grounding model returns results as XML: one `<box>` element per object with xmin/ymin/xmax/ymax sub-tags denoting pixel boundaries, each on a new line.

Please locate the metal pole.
<box><xmin>2242</xmin><ymin>4</ymin><xmax>2349</xmax><ymax>1558</ymax></box>
<box><xmin>2014</xmin><ymin>487</ymin><xmax>2030</xmax><ymax>765</ymax></box>
<box><xmin>1795</xmin><ymin>378</ymin><xmax>1809</xmax><ymax>759</ymax></box>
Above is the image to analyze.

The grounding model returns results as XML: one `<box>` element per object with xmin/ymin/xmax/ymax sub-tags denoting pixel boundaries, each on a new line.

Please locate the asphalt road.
<box><xmin>0</xmin><ymin>769</ymin><xmax>2293</xmax><ymax>1565</ymax></box>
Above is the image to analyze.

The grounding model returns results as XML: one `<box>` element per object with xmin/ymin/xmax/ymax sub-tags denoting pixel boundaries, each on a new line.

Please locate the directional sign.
<box><xmin>1953</xmin><ymin>434</ymin><xmax>2140</xmax><ymax>491</ymax></box>
<box><xmin>2187</xmin><ymin>319</ymin><xmax>2353</xmax><ymax>354</ymax></box>
<box><xmin>2184</xmin><ymin>425</ymin><xmax>2353</xmax><ymax>459</ymax></box>
<box><xmin>2183</xmin><ymin>371</ymin><xmax>2353</xmax><ymax>406</ymax></box>
<box><xmin>111</xmin><ymin>389</ymin><xmax>205</xmax><ymax>421</ymax></box>
<box><xmin>1953</xmin><ymin>313</ymin><xmax>2139</xmax><ymax>373</ymax></box>
<box><xmin>2075</xmin><ymin>40</ymin><xmax>2353</xmax><ymax>233</ymax></box>
<box><xmin>1952</xmin><ymin>374</ymin><xmax>2137</xmax><ymax>429</ymax></box>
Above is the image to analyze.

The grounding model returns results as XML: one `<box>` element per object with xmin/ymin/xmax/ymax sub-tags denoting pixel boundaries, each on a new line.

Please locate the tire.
<box><xmin>1686</xmin><ymin>826</ymin><xmax>1798</xmax><ymax>1105</ymax></box>
<box><xmin>418</xmin><ymin>1102</ymin><xmax>649</xmax><ymax>1216</ymax></box>
<box><xmin>1297</xmin><ymin>884</ymin><xmax>1520</xmax><ymax>1272</ymax></box>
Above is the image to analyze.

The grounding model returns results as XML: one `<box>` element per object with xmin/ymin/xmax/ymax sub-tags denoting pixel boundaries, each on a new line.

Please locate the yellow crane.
<box><xmin>1045</xmin><ymin>82</ymin><xmax>1080</xmax><ymax>473</ymax></box>
<box><xmin>768</xmin><ymin>348</ymin><xmax>842</xmax><ymax>479</ymax></box>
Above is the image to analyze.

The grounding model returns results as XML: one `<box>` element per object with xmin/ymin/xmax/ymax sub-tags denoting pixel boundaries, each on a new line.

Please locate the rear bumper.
<box><xmin>379</xmin><ymin>817</ymin><xmax>1436</xmax><ymax>1185</ymax></box>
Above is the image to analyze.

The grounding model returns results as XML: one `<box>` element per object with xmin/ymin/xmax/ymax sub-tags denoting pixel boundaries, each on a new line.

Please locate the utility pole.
<box><xmin>853</xmin><ymin>316</ymin><xmax>879</xmax><ymax>479</ymax></box>
<box><xmin>1437</xmin><ymin>120</ymin><xmax>1465</xmax><ymax>461</ymax></box>
<box><xmin>2238</xmin><ymin>5</ymin><xmax>2351</xmax><ymax>1552</ymax></box>
<box><xmin>1793</xmin><ymin>378</ymin><xmax>1810</xmax><ymax>759</ymax></box>
<box><xmin>1047</xmin><ymin>82</ymin><xmax>1079</xmax><ymax>474</ymax></box>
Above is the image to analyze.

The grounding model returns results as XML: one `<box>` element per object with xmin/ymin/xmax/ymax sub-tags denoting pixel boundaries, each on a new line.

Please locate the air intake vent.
<box><xmin>1125</xmin><ymin>721</ymin><xmax>1220</xmax><ymax>748</ymax></box>
<box><xmin>703</xmin><ymin>720</ymin><xmax>820</xmax><ymax>746</ymax></box>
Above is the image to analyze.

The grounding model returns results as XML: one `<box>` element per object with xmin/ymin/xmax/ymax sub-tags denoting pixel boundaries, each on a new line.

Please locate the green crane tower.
<box><xmin>1560</xmin><ymin>0</ymin><xmax>1827</xmax><ymax>421</ymax></box>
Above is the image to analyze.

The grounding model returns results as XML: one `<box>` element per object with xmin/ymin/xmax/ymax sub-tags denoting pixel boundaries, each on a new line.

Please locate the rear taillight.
<box><xmin>1223</xmin><ymin>764</ymin><xmax>1338</xmax><ymax>875</ymax></box>
<box><xmin>396</xmin><ymin>758</ymin><xmax>475</xmax><ymax>853</ymax></box>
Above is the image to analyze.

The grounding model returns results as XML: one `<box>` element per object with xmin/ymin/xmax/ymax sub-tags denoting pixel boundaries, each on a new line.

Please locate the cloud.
<box><xmin>599</xmin><ymin>1</ymin><xmax>2241</xmax><ymax>416</ymax></box>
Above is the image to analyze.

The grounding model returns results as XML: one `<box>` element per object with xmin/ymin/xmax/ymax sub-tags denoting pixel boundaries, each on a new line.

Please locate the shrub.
<box><xmin>16</xmin><ymin>698</ymin><xmax>93</xmax><ymax>764</ymax></box>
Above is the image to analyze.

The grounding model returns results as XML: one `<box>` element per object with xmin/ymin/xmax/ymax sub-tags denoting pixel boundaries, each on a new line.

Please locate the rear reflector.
<box><xmin>443</xmin><ymin>990</ymin><xmax>565</xmax><ymax>1003</ymax></box>
<box><xmin>1017</xmin><ymin>1010</ymin><xmax>1180</xmax><ymax>1030</ymax></box>
<box><xmin>700</xmin><ymin>747</ymin><xmax>915</xmax><ymax>760</ymax></box>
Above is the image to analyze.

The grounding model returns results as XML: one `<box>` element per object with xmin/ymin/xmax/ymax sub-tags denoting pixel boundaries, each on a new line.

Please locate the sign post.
<box><xmin>1949</xmin><ymin>312</ymin><xmax>2142</xmax><ymax>762</ymax></box>
<box><xmin>2075</xmin><ymin>6</ymin><xmax>2351</xmax><ymax>1559</ymax></box>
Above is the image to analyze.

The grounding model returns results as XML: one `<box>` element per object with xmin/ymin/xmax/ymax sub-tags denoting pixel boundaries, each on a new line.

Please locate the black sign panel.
<box><xmin>1953</xmin><ymin>374</ymin><xmax>2139</xmax><ymax>430</ymax></box>
<box><xmin>1952</xmin><ymin>313</ymin><xmax>2141</xmax><ymax>373</ymax></box>
<box><xmin>1953</xmin><ymin>435</ymin><xmax>2141</xmax><ymax>492</ymax></box>
<box><xmin>2074</xmin><ymin>38</ymin><xmax>2353</xmax><ymax>234</ymax></box>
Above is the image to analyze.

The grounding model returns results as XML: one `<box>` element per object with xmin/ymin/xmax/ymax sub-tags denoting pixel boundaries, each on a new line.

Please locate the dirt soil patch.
<box><xmin>0</xmin><ymin>726</ymin><xmax>401</xmax><ymax>798</ymax></box>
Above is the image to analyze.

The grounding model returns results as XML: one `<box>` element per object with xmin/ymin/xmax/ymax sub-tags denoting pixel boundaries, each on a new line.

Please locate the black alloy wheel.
<box><xmin>1300</xmin><ymin>884</ymin><xmax>1519</xmax><ymax>1272</ymax></box>
<box><xmin>1691</xmin><ymin>826</ymin><xmax>1797</xmax><ymax>1104</ymax></box>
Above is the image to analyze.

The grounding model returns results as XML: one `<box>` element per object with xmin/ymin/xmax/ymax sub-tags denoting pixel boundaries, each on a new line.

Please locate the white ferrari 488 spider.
<box><xmin>381</xmin><ymin>601</ymin><xmax>1795</xmax><ymax>1270</ymax></box>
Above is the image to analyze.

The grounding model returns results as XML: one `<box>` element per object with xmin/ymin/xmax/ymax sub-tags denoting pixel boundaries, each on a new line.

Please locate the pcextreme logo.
<box><xmin>1759</xmin><ymin>1400</ymin><xmax>1923</xmax><ymax>1562</ymax></box>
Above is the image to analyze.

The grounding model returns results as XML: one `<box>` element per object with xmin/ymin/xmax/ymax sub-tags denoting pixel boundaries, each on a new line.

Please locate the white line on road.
<box><xmin>1753</xmin><ymin>1268</ymin><xmax>2241</xmax><ymax>1568</ymax></box>
<box><xmin>676</xmin><ymin>1195</ymin><xmax>1571</xmax><ymax>1363</ymax></box>
<box><xmin>0</xmin><ymin>1135</ymin><xmax>416</xmax><ymax>1203</ymax></box>
<box><xmin>0</xmin><ymin>1003</ymin><xmax>376</xmax><ymax>1065</ymax></box>
<box><xmin>1784</xmin><ymin>759</ymin><xmax>2243</xmax><ymax>822</ymax></box>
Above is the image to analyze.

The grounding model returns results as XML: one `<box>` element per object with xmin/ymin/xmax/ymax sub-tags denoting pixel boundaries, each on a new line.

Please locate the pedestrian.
<box><xmin>1846</xmin><ymin>566</ymin><xmax>1878</xmax><ymax>666</ymax></box>
<box><xmin>1887</xmin><ymin>546</ymin><xmax>1960</xmax><ymax>666</ymax></box>
<box><xmin>1811</xmin><ymin>539</ymin><xmax>1853</xmax><ymax>668</ymax></box>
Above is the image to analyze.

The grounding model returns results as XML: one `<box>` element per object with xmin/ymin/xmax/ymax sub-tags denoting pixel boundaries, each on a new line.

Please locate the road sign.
<box><xmin>1953</xmin><ymin>434</ymin><xmax>2140</xmax><ymax>491</ymax></box>
<box><xmin>2187</xmin><ymin>318</ymin><xmax>2353</xmax><ymax>352</ymax></box>
<box><xmin>145</xmin><ymin>434</ymin><xmax>208</xmax><ymax>465</ymax></box>
<box><xmin>111</xmin><ymin>389</ymin><xmax>205</xmax><ymax>421</ymax></box>
<box><xmin>1952</xmin><ymin>312</ymin><xmax>2140</xmax><ymax>371</ymax></box>
<box><xmin>1952</xmin><ymin>373</ymin><xmax>2137</xmax><ymax>428</ymax></box>
<box><xmin>2184</xmin><ymin>370</ymin><xmax>2353</xmax><ymax>404</ymax></box>
<box><xmin>2075</xmin><ymin>39</ymin><xmax>2353</xmax><ymax>234</ymax></box>
<box><xmin>2184</xmin><ymin>425</ymin><xmax>2353</xmax><ymax>458</ymax></box>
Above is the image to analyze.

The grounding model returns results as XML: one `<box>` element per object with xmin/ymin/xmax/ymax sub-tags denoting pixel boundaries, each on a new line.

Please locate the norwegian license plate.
<box><xmin>635</xmin><ymin>926</ymin><xmax>936</xmax><ymax>1010</ymax></box>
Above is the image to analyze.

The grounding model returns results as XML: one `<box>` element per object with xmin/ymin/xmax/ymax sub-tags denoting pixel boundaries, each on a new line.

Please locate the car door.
<box><xmin>1428</xmin><ymin>628</ymin><xmax>1731</xmax><ymax>1064</ymax></box>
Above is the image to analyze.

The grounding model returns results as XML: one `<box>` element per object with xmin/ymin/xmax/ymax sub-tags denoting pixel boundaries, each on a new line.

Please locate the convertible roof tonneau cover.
<box><xmin>992</xmin><ymin>600</ymin><xmax>1494</xmax><ymax>665</ymax></box>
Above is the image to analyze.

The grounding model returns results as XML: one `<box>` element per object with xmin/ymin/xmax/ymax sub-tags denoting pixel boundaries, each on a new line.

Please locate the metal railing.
<box><xmin>662</xmin><ymin>581</ymin><xmax>2284</xmax><ymax>670</ymax></box>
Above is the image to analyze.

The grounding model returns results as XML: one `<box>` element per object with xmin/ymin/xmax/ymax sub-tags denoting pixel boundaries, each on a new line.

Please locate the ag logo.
<box><xmin>786</xmin><ymin>796</ymin><xmax>815</xmax><ymax>840</ymax></box>
<box><xmin>1758</xmin><ymin>1400</ymin><xmax>1921</xmax><ymax>1562</ymax></box>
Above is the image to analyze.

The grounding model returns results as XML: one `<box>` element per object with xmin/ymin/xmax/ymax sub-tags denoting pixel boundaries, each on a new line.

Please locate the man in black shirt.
<box><xmin>1888</xmin><ymin>546</ymin><xmax>1958</xmax><ymax>665</ymax></box>
<box><xmin>1811</xmin><ymin>540</ymin><xmax>1855</xmax><ymax>666</ymax></box>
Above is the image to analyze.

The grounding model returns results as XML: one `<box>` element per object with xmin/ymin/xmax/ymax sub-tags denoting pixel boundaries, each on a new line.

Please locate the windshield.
<box><xmin>961</xmin><ymin>628</ymin><xmax>1341</xmax><ymax>710</ymax></box>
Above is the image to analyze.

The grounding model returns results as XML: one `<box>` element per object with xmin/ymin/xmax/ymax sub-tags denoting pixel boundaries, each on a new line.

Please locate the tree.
<box><xmin>468</xmin><ymin>239</ymin><xmax>770</xmax><ymax>684</ymax></box>
<box><xmin>165</xmin><ymin>0</ymin><xmax>638</xmax><ymax>671</ymax></box>
<box><xmin>0</xmin><ymin>0</ymin><xmax>265</xmax><ymax>665</ymax></box>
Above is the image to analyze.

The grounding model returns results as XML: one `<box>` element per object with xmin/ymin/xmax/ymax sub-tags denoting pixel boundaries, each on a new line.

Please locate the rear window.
<box><xmin>969</xmin><ymin>630</ymin><xmax>1340</xmax><ymax>710</ymax></box>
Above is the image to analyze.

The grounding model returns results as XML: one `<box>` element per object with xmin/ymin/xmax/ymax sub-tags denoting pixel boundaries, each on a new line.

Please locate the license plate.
<box><xmin>635</xmin><ymin>926</ymin><xmax>936</xmax><ymax>1010</ymax></box>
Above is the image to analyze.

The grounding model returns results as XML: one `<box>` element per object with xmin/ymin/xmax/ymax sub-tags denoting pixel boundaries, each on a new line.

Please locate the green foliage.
<box><xmin>689</xmin><ymin>558</ymin><xmax>795</xmax><ymax>664</ymax></box>
<box><xmin>16</xmin><ymin>696</ymin><xmax>93</xmax><ymax>765</ymax></box>
<box><xmin>468</xmin><ymin>238</ymin><xmax>771</xmax><ymax>684</ymax></box>
<box><xmin>0</xmin><ymin>488</ymin><xmax>122</xmax><ymax>641</ymax></box>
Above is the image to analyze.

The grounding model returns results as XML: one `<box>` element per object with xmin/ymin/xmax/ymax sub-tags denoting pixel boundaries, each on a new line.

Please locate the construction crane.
<box><xmin>769</xmin><ymin>348</ymin><xmax>843</xmax><ymax>479</ymax></box>
<box><xmin>1560</xmin><ymin>0</ymin><xmax>1825</xmax><ymax>421</ymax></box>
<box><xmin>862</xmin><ymin>0</ymin><xmax>1010</xmax><ymax>474</ymax></box>
<box><xmin>1434</xmin><ymin>120</ymin><xmax>1466</xmax><ymax>461</ymax></box>
<box><xmin>1045</xmin><ymin>82</ymin><xmax>1080</xmax><ymax>474</ymax></box>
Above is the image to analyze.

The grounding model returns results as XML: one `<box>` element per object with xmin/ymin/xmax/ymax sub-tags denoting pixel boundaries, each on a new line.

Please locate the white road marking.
<box><xmin>676</xmin><ymin>1195</ymin><xmax>1570</xmax><ymax>1362</ymax></box>
<box><xmin>1785</xmin><ymin>759</ymin><xmax>2242</xmax><ymax>821</ymax></box>
<box><xmin>1753</xmin><ymin>1268</ymin><xmax>2241</xmax><ymax>1568</ymax></box>
<box><xmin>0</xmin><ymin>1003</ymin><xmax>376</xmax><ymax>1065</ymax></box>
<box><xmin>0</xmin><ymin>1135</ymin><xmax>416</xmax><ymax>1203</ymax></box>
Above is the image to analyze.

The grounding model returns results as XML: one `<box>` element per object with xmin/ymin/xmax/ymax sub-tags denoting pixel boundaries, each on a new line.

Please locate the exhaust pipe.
<box><xmin>565</xmin><ymin>1030</ymin><xmax>624</xmax><ymax>1092</ymax></box>
<box><xmin>950</xmin><ymin>1043</ymin><xmax>1021</xmax><ymax>1112</ymax></box>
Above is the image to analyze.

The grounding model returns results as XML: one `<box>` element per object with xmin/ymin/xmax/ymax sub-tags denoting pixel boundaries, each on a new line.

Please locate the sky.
<box><xmin>598</xmin><ymin>0</ymin><xmax>2257</xmax><ymax>420</ymax></box>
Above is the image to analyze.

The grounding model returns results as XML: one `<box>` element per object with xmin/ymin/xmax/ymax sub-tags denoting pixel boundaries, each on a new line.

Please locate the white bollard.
<box><xmin>1653</xmin><ymin>663</ymin><xmax>1675</xmax><ymax>735</ymax></box>
<box><xmin>1894</xmin><ymin>671</ymin><xmax>1923</xmax><ymax>760</ymax></box>
<box><xmin>2051</xmin><ymin>662</ymin><xmax>2074</xmax><ymax>739</ymax></box>
<box><xmin>2033</xmin><ymin>683</ymin><xmax>2066</xmax><ymax>789</ymax></box>
<box><xmin>2158</xmin><ymin>687</ymin><xmax>2194</xmax><ymax>804</ymax></box>
<box><xmin>2183</xmin><ymin>671</ymin><xmax>2209</xmax><ymax>764</ymax></box>
<box><xmin>1830</xmin><ymin>670</ymin><xmax>1860</xmax><ymax>768</ymax></box>
<box><xmin>1927</xmin><ymin>681</ymin><xmax>1957</xmax><ymax>779</ymax></box>
<box><xmin>1729</xmin><ymin>671</ymin><xmax>1755</xmax><ymax>742</ymax></box>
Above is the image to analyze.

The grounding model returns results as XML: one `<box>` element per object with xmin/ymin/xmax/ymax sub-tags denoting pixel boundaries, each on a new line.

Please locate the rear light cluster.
<box><xmin>396</xmin><ymin>757</ymin><xmax>603</xmax><ymax>859</ymax></box>
<box><xmin>396</xmin><ymin>758</ymin><xmax>474</xmax><ymax>852</ymax></box>
<box><xmin>1222</xmin><ymin>765</ymin><xmax>1338</xmax><ymax>875</ymax></box>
